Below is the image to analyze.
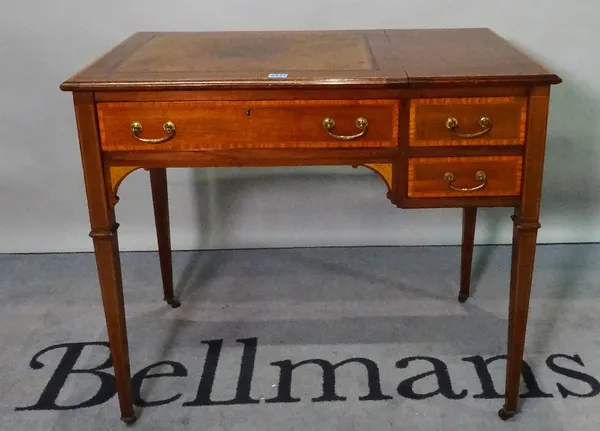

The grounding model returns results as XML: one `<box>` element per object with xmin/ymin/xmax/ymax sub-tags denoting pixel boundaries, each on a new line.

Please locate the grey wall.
<box><xmin>1</xmin><ymin>0</ymin><xmax>598</xmax><ymax>253</ymax></box>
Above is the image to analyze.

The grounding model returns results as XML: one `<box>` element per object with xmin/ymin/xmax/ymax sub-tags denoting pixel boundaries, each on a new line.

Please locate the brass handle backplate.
<box><xmin>323</xmin><ymin>117</ymin><xmax>368</xmax><ymax>140</ymax></box>
<box><xmin>444</xmin><ymin>170</ymin><xmax>487</xmax><ymax>192</ymax></box>
<box><xmin>130</xmin><ymin>121</ymin><xmax>176</xmax><ymax>144</ymax></box>
<box><xmin>445</xmin><ymin>116</ymin><xmax>491</xmax><ymax>138</ymax></box>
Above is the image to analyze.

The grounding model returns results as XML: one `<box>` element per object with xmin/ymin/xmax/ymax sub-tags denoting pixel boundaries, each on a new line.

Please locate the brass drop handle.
<box><xmin>323</xmin><ymin>117</ymin><xmax>368</xmax><ymax>140</ymax></box>
<box><xmin>445</xmin><ymin>116</ymin><xmax>491</xmax><ymax>138</ymax></box>
<box><xmin>444</xmin><ymin>170</ymin><xmax>487</xmax><ymax>192</ymax></box>
<box><xmin>130</xmin><ymin>121</ymin><xmax>176</xmax><ymax>144</ymax></box>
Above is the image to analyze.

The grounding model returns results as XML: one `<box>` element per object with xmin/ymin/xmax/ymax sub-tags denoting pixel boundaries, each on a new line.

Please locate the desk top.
<box><xmin>61</xmin><ymin>28</ymin><xmax>560</xmax><ymax>92</ymax></box>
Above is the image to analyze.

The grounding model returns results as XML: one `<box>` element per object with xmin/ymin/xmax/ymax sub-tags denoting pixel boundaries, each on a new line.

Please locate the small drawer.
<box><xmin>97</xmin><ymin>100</ymin><xmax>399</xmax><ymax>151</ymax></box>
<box><xmin>409</xmin><ymin>97</ymin><xmax>527</xmax><ymax>147</ymax></box>
<box><xmin>407</xmin><ymin>156</ymin><xmax>523</xmax><ymax>198</ymax></box>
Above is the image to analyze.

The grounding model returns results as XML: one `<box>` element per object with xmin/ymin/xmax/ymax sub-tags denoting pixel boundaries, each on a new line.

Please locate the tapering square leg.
<box><xmin>459</xmin><ymin>207</ymin><xmax>477</xmax><ymax>303</ymax></box>
<box><xmin>91</xmin><ymin>226</ymin><xmax>136</xmax><ymax>424</ymax></box>
<box><xmin>499</xmin><ymin>86</ymin><xmax>551</xmax><ymax>420</ymax></box>
<box><xmin>499</xmin><ymin>213</ymin><xmax>540</xmax><ymax>420</ymax></box>
<box><xmin>149</xmin><ymin>168</ymin><xmax>179</xmax><ymax>308</ymax></box>
<box><xmin>73</xmin><ymin>93</ymin><xmax>135</xmax><ymax>423</ymax></box>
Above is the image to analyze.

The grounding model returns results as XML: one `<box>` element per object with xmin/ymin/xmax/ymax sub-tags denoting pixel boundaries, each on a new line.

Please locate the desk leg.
<box><xmin>73</xmin><ymin>93</ymin><xmax>135</xmax><ymax>423</ymax></box>
<box><xmin>459</xmin><ymin>207</ymin><xmax>477</xmax><ymax>303</ymax></box>
<box><xmin>149</xmin><ymin>168</ymin><xmax>179</xmax><ymax>308</ymax></box>
<box><xmin>500</xmin><ymin>86</ymin><xmax>549</xmax><ymax>420</ymax></box>
<box><xmin>90</xmin><ymin>226</ymin><xmax>135</xmax><ymax>424</ymax></box>
<box><xmin>500</xmin><ymin>212</ymin><xmax>540</xmax><ymax>420</ymax></box>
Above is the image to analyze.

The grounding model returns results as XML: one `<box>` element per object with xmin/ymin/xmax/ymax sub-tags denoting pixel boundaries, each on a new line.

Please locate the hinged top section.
<box><xmin>60</xmin><ymin>29</ymin><xmax>561</xmax><ymax>92</ymax></box>
<box><xmin>384</xmin><ymin>29</ymin><xmax>561</xmax><ymax>86</ymax></box>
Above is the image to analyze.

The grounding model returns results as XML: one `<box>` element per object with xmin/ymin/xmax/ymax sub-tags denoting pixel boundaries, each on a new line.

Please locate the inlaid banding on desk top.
<box><xmin>61</xmin><ymin>31</ymin><xmax>404</xmax><ymax>90</ymax></box>
<box><xmin>116</xmin><ymin>33</ymin><xmax>377</xmax><ymax>73</ymax></box>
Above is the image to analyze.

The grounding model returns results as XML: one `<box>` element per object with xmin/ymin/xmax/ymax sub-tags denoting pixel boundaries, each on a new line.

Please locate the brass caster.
<box><xmin>121</xmin><ymin>415</ymin><xmax>137</xmax><ymax>425</ymax></box>
<box><xmin>498</xmin><ymin>407</ymin><xmax>516</xmax><ymax>421</ymax></box>
<box><xmin>165</xmin><ymin>297</ymin><xmax>181</xmax><ymax>308</ymax></box>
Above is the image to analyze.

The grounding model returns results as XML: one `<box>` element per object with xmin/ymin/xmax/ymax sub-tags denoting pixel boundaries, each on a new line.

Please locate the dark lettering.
<box><xmin>266</xmin><ymin>357</ymin><xmax>392</xmax><ymax>403</ymax></box>
<box><xmin>184</xmin><ymin>338</ymin><xmax>260</xmax><ymax>406</ymax></box>
<box><xmin>462</xmin><ymin>355</ymin><xmax>552</xmax><ymax>399</ymax></box>
<box><xmin>15</xmin><ymin>342</ymin><xmax>115</xmax><ymax>411</ymax></box>
<box><xmin>546</xmin><ymin>354</ymin><xmax>600</xmax><ymax>398</ymax></box>
<box><xmin>132</xmin><ymin>361</ymin><xmax>188</xmax><ymax>407</ymax></box>
<box><xmin>397</xmin><ymin>356</ymin><xmax>467</xmax><ymax>400</ymax></box>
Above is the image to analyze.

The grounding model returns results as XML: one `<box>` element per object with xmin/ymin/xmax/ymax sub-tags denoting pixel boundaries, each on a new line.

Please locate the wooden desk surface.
<box><xmin>61</xmin><ymin>28</ymin><xmax>560</xmax><ymax>91</ymax></box>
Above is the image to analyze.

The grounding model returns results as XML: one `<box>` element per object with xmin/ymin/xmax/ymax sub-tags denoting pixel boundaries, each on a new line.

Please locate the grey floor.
<box><xmin>1</xmin><ymin>244</ymin><xmax>599</xmax><ymax>430</ymax></box>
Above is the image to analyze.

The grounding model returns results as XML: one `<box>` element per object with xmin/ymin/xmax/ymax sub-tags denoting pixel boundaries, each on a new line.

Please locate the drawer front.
<box><xmin>408</xmin><ymin>156</ymin><xmax>523</xmax><ymax>198</ymax></box>
<box><xmin>409</xmin><ymin>97</ymin><xmax>527</xmax><ymax>147</ymax></box>
<box><xmin>97</xmin><ymin>100</ymin><xmax>399</xmax><ymax>151</ymax></box>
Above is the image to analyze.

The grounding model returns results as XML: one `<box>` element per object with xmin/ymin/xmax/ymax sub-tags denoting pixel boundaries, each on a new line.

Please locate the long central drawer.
<box><xmin>97</xmin><ymin>100</ymin><xmax>399</xmax><ymax>151</ymax></box>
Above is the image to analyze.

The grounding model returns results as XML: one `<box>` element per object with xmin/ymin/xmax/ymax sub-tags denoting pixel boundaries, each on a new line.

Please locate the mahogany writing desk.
<box><xmin>61</xmin><ymin>29</ymin><xmax>561</xmax><ymax>423</ymax></box>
